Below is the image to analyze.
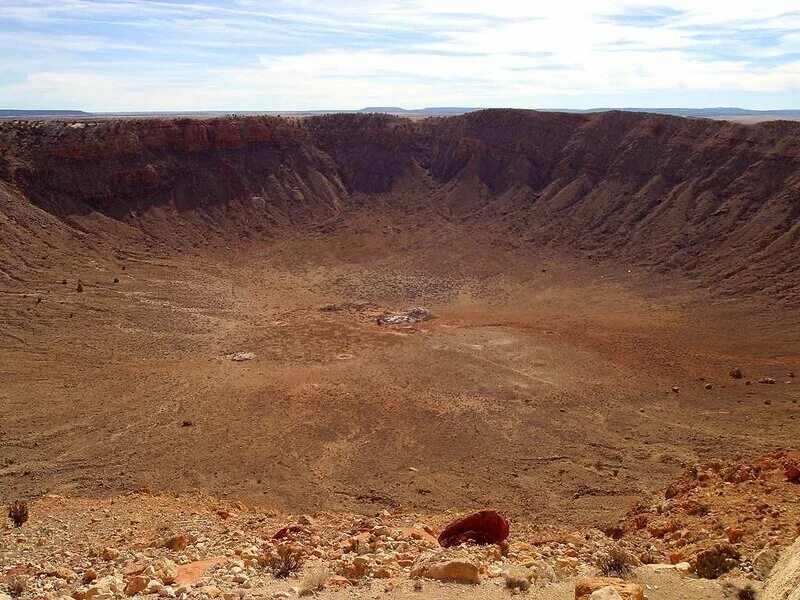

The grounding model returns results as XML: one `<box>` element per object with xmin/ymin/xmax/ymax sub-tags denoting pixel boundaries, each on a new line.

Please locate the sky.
<box><xmin>0</xmin><ymin>0</ymin><xmax>799</xmax><ymax>111</ymax></box>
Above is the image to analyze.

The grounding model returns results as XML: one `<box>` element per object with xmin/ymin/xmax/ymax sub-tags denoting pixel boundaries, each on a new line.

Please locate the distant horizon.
<box><xmin>3</xmin><ymin>106</ymin><xmax>800</xmax><ymax>116</ymax></box>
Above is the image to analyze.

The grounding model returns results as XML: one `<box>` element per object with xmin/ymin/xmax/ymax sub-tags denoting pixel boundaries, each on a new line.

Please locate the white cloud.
<box><xmin>0</xmin><ymin>0</ymin><xmax>798</xmax><ymax>110</ymax></box>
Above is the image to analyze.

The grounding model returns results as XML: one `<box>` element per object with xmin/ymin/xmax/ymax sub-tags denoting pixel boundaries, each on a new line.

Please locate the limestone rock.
<box><xmin>198</xmin><ymin>585</ymin><xmax>222</xmax><ymax>598</ymax></box>
<box><xmin>153</xmin><ymin>558</ymin><xmax>179</xmax><ymax>584</ymax></box>
<box><xmin>762</xmin><ymin>537</ymin><xmax>800</xmax><ymax>600</ymax></box>
<box><xmin>80</xmin><ymin>576</ymin><xmax>123</xmax><ymax>600</ymax></box>
<box><xmin>574</xmin><ymin>577</ymin><xmax>644</xmax><ymax>600</ymax></box>
<box><xmin>410</xmin><ymin>549</ymin><xmax>481</xmax><ymax>584</ymax></box>
<box><xmin>50</xmin><ymin>566</ymin><xmax>78</xmax><ymax>582</ymax></box>
<box><xmin>590</xmin><ymin>587</ymin><xmax>624</xmax><ymax>600</ymax></box>
<box><xmin>753</xmin><ymin>548</ymin><xmax>780</xmax><ymax>579</ymax></box>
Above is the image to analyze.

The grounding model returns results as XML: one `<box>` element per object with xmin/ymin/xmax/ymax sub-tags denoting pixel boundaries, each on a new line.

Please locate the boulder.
<box><xmin>49</xmin><ymin>566</ymin><xmax>78</xmax><ymax>582</ymax></box>
<box><xmin>590</xmin><ymin>587</ymin><xmax>624</xmax><ymax>600</ymax></box>
<box><xmin>163</xmin><ymin>533</ymin><xmax>192</xmax><ymax>551</ymax></box>
<box><xmin>574</xmin><ymin>578</ymin><xmax>644</xmax><ymax>600</ymax></box>
<box><xmin>101</xmin><ymin>547</ymin><xmax>120</xmax><ymax>561</ymax></box>
<box><xmin>438</xmin><ymin>510</ymin><xmax>509</xmax><ymax>547</ymax></box>
<box><xmin>154</xmin><ymin>558</ymin><xmax>179</xmax><ymax>585</ymax></box>
<box><xmin>198</xmin><ymin>585</ymin><xmax>222</xmax><ymax>598</ymax></box>
<box><xmin>273</xmin><ymin>524</ymin><xmax>310</xmax><ymax>539</ymax></box>
<box><xmin>124</xmin><ymin>575</ymin><xmax>149</xmax><ymax>596</ymax></box>
<box><xmin>397</xmin><ymin>527</ymin><xmax>438</xmax><ymax>545</ymax></box>
<box><xmin>685</xmin><ymin>541</ymin><xmax>740</xmax><ymax>579</ymax></box>
<box><xmin>80</xmin><ymin>575</ymin><xmax>123</xmax><ymax>599</ymax></box>
<box><xmin>410</xmin><ymin>549</ymin><xmax>481</xmax><ymax>583</ymax></box>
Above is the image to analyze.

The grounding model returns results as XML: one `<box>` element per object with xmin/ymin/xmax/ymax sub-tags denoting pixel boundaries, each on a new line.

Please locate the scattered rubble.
<box><xmin>612</xmin><ymin>449</ymin><xmax>800</xmax><ymax>581</ymax></box>
<box><xmin>4</xmin><ymin>450</ymin><xmax>800</xmax><ymax>599</ymax></box>
<box><xmin>376</xmin><ymin>308</ymin><xmax>431</xmax><ymax>325</ymax></box>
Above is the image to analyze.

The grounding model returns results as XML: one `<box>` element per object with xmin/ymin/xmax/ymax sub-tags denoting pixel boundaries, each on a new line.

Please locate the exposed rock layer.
<box><xmin>1</xmin><ymin>110</ymin><xmax>799</xmax><ymax>302</ymax></box>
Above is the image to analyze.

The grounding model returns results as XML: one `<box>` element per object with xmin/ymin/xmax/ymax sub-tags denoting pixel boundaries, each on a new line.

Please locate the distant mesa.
<box><xmin>359</xmin><ymin>107</ymin><xmax>482</xmax><ymax>115</ymax></box>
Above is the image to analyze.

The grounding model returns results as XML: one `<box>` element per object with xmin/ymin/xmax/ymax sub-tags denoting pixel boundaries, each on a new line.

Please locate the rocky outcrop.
<box><xmin>763</xmin><ymin>537</ymin><xmax>800</xmax><ymax>600</ymax></box>
<box><xmin>438</xmin><ymin>510</ymin><xmax>509</xmax><ymax>548</ymax></box>
<box><xmin>1</xmin><ymin>110</ymin><xmax>799</xmax><ymax>303</ymax></box>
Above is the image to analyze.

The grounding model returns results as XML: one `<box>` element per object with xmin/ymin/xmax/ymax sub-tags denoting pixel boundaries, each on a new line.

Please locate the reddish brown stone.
<box><xmin>438</xmin><ymin>510</ymin><xmax>509</xmax><ymax>548</ymax></box>
<box><xmin>272</xmin><ymin>524</ymin><xmax>310</xmax><ymax>539</ymax></box>
<box><xmin>175</xmin><ymin>558</ymin><xmax>227</xmax><ymax>586</ymax></box>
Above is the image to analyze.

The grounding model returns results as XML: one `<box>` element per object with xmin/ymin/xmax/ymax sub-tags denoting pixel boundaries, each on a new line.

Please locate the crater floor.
<box><xmin>2</xmin><ymin>212</ymin><xmax>798</xmax><ymax>529</ymax></box>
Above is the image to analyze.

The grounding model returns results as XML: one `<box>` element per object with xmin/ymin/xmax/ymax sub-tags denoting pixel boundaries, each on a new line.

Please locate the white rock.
<box><xmin>410</xmin><ymin>549</ymin><xmax>481</xmax><ymax>584</ymax></box>
<box><xmin>590</xmin><ymin>587</ymin><xmax>624</xmax><ymax>600</ymax></box>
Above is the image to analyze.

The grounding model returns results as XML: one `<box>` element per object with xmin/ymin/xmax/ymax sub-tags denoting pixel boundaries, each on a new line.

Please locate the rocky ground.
<box><xmin>2</xmin><ymin>450</ymin><xmax>798</xmax><ymax>599</ymax></box>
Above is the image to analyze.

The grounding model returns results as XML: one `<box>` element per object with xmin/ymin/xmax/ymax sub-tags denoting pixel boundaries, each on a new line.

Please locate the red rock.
<box><xmin>648</xmin><ymin>519</ymin><xmax>679</xmax><ymax>538</ymax></box>
<box><xmin>164</xmin><ymin>534</ymin><xmax>192</xmax><ymax>551</ymax></box>
<box><xmin>438</xmin><ymin>510</ymin><xmax>509</xmax><ymax>548</ymax></box>
<box><xmin>124</xmin><ymin>575</ymin><xmax>149</xmax><ymax>597</ymax></box>
<box><xmin>725</xmin><ymin>527</ymin><xmax>744</xmax><ymax>543</ymax></box>
<box><xmin>785</xmin><ymin>463</ymin><xmax>800</xmax><ymax>483</ymax></box>
<box><xmin>175</xmin><ymin>558</ymin><xmax>227</xmax><ymax>586</ymax></box>
<box><xmin>272</xmin><ymin>524</ymin><xmax>310</xmax><ymax>539</ymax></box>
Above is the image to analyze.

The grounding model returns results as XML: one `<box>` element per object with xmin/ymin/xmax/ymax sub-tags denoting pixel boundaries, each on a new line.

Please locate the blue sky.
<box><xmin>0</xmin><ymin>1</ymin><xmax>798</xmax><ymax>111</ymax></box>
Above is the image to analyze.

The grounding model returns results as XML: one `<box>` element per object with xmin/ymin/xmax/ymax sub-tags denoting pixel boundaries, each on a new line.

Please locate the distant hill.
<box><xmin>360</xmin><ymin>106</ymin><xmax>800</xmax><ymax>117</ymax></box>
<box><xmin>556</xmin><ymin>107</ymin><xmax>800</xmax><ymax>117</ymax></box>
<box><xmin>0</xmin><ymin>109</ymin><xmax>91</xmax><ymax>117</ymax></box>
<box><xmin>360</xmin><ymin>107</ymin><xmax>481</xmax><ymax>115</ymax></box>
